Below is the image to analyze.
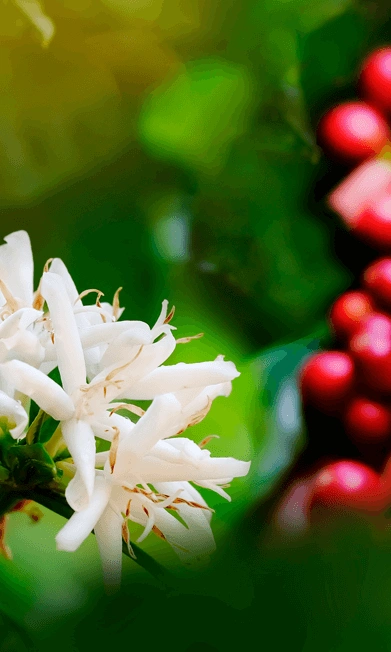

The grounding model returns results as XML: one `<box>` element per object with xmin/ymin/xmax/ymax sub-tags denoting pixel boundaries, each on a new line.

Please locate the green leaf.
<box><xmin>246</xmin><ymin>332</ymin><xmax>324</xmax><ymax>501</ymax></box>
<box><xmin>139</xmin><ymin>59</ymin><xmax>256</xmax><ymax>173</ymax></box>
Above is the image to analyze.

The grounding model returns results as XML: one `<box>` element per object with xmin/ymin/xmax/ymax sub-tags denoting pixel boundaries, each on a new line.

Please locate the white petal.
<box><xmin>0</xmin><ymin>360</ymin><xmax>74</xmax><ymax>420</ymax></box>
<box><xmin>63</xmin><ymin>419</ymin><xmax>96</xmax><ymax>511</ymax></box>
<box><xmin>56</xmin><ymin>475</ymin><xmax>111</xmax><ymax>551</ymax></box>
<box><xmin>91</xmin><ymin>411</ymin><xmax>134</xmax><ymax>443</ymax></box>
<box><xmin>91</xmin><ymin>331</ymin><xmax>176</xmax><ymax>403</ymax></box>
<box><xmin>0</xmin><ymin>231</ymin><xmax>34</xmax><ymax>304</ymax></box>
<box><xmin>41</xmin><ymin>272</ymin><xmax>86</xmax><ymax>395</ymax></box>
<box><xmin>0</xmin><ymin>308</ymin><xmax>42</xmax><ymax>339</ymax></box>
<box><xmin>175</xmin><ymin>381</ymin><xmax>232</xmax><ymax>409</ymax></box>
<box><xmin>0</xmin><ymin>330</ymin><xmax>45</xmax><ymax>367</ymax></box>
<box><xmin>116</xmin><ymin>394</ymin><xmax>182</xmax><ymax>462</ymax></box>
<box><xmin>155</xmin><ymin>481</ymin><xmax>213</xmax><ymax>523</ymax></box>
<box><xmin>80</xmin><ymin>321</ymin><xmax>150</xmax><ymax>350</ymax></box>
<box><xmin>100</xmin><ymin>325</ymin><xmax>157</xmax><ymax>368</ymax></box>
<box><xmin>133</xmin><ymin>451</ymin><xmax>251</xmax><ymax>483</ymax></box>
<box><xmin>0</xmin><ymin>390</ymin><xmax>28</xmax><ymax>439</ymax></box>
<box><xmin>121</xmin><ymin>360</ymin><xmax>240</xmax><ymax>400</ymax></box>
<box><xmin>153</xmin><ymin>506</ymin><xmax>216</xmax><ymax>560</ymax></box>
<box><xmin>49</xmin><ymin>258</ymin><xmax>80</xmax><ymax>304</ymax></box>
<box><xmin>94</xmin><ymin>505</ymin><xmax>123</xmax><ymax>593</ymax></box>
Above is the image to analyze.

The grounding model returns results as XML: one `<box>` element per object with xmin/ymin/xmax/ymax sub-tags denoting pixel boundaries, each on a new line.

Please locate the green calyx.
<box><xmin>0</xmin><ymin>415</ymin><xmax>67</xmax><ymax>496</ymax></box>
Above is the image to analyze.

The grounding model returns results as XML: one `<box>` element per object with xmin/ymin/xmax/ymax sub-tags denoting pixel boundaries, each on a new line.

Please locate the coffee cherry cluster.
<box><xmin>285</xmin><ymin>48</ymin><xmax>391</xmax><ymax>528</ymax></box>
<box><xmin>320</xmin><ymin>48</ymin><xmax>391</xmax><ymax>250</ymax></box>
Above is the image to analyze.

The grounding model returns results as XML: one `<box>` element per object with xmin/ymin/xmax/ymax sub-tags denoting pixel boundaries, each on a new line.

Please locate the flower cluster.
<box><xmin>0</xmin><ymin>230</ymin><xmax>250</xmax><ymax>588</ymax></box>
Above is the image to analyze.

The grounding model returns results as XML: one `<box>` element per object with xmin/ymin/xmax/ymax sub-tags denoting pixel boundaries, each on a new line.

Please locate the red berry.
<box><xmin>360</xmin><ymin>48</ymin><xmax>391</xmax><ymax>112</ymax></box>
<box><xmin>312</xmin><ymin>460</ymin><xmax>385</xmax><ymax>512</ymax></box>
<box><xmin>300</xmin><ymin>351</ymin><xmax>355</xmax><ymax>414</ymax></box>
<box><xmin>363</xmin><ymin>257</ymin><xmax>391</xmax><ymax>308</ymax></box>
<box><xmin>330</xmin><ymin>291</ymin><xmax>374</xmax><ymax>340</ymax></box>
<box><xmin>355</xmin><ymin>195</ymin><xmax>391</xmax><ymax>249</ymax></box>
<box><xmin>350</xmin><ymin>313</ymin><xmax>391</xmax><ymax>393</ymax></box>
<box><xmin>318</xmin><ymin>101</ymin><xmax>390</xmax><ymax>164</ymax></box>
<box><xmin>344</xmin><ymin>396</ymin><xmax>391</xmax><ymax>442</ymax></box>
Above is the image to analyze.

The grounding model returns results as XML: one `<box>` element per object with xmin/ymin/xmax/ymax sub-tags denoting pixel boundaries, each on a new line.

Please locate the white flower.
<box><xmin>0</xmin><ymin>232</ymin><xmax>46</xmax><ymax>378</ymax></box>
<box><xmin>56</xmin><ymin>389</ymin><xmax>250</xmax><ymax>590</ymax></box>
<box><xmin>0</xmin><ymin>272</ymin><xmax>240</xmax><ymax>512</ymax></box>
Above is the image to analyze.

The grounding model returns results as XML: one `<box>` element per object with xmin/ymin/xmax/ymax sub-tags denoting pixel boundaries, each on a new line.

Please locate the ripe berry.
<box><xmin>344</xmin><ymin>396</ymin><xmax>391</xmax><ymax>442</ymax></box>
<box><xmin>350</xmin><ymin>313</ymin><xmax>391</xmax><ymax>393</ymax></box>
<box><xmin>360</xmin><ymin>48</ymin><xmax>391</xmax><ymax>112</ymax></box>
<box><xmin>354</xmin><ymin>195</ymin><xmax>391</xmax><ymax>250</ymax></box>
<box><xmin>312</xmin><ymin>460</ymin><xmax>385</xmax><ymax>512</ymax></box>
<box><xmin>328</xmin><ymin>158</ymin><xmax>391</xmax><ymax>225</ymax></box>
<box><xmin>318</xmin><ymin>101</ymin><xmax>390</xmax><ymax>164</ymax></box>
<box><xmin>363</xmin><ymin>257</ymin><xmax>391</xmax><ymax>308</ymax></box>
<box><xmin>300</xmin><ymin>351</ymin><xmax>355</xmax><ymax>414</ymax></box>
<box><xmin>330</xmin><ymin>291</ymin><xmax>374</xmax><ymax>340</ymax></box>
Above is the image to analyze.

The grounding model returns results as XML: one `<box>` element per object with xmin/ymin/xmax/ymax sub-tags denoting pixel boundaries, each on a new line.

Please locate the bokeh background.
<box><xmin>2</xmin><ymin>1</ymin><xmax>391</xmax><ymax>650</ymax></box>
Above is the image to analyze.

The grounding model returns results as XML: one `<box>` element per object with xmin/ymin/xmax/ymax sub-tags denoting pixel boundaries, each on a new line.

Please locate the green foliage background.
<box><xmin>1</xmin><ymin>1</ymin><xmax>391</xmax><ymax>650</ymax></box>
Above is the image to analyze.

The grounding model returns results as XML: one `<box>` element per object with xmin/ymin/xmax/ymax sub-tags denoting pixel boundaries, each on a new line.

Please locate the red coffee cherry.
<box><xmin>360</xmin><ymin>48</ymin><xmax>391</xmax><ymax>112</ymax></box>
<box><xmin>354</xmin><ymin>195</ymin><xmax>391</xmax><ymax>250</ymax></box>
<box><xmin>330</xmin><ymin>291</ymin><xmax>374</xmax><ymax>340</ymax></box>
<box><xmin>318</xmin><ymin>101</ymin><xmax>390</xmax><ymax>164</ymax></box>
<box><xmin>300</xmin><ymin>351</ymin><xmax>355</xmax><ymax>414</ymax></box>
<box><xmin>312</xmin><ymin>460</ymin><xmax>385</xmax><ymax>512</ymax></box>
<box><xmin>363</xmin><ymin>257</ymin><xmax>391</xmax><ymax>308</ymax></box>
<box><xmin>350</xmin><ymin>313</ymin><xmax>391</xmax><ymax>393</ymax></box>
<box><xmin>344</xmin><ymin>396</ymin><xmax>391</xmax><ymax>442</ymax></box>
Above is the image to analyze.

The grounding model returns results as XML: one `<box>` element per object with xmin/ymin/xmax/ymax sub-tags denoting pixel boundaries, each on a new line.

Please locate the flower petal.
<box><xmin>41</xmin><ymin>272</ymin><xmax>86</xmax><ymax>395</ymax></box>
<box><xmin>0</xmin><ymin>360</ymin><xmax>74</xmax><ymax>420</ymax></box>
<box><xmin>49</xmin><ymin>258</ymin><xmax>80</xmax><ymax>304</ymax></box>
<box><xmin>80</xmin><ymin>321</ymin><xmax>150</xmax><ymax>351</ymax></box>
<box><xmin>94</xmin><ymin>505</ymin><xmax>123</xmax><ymax>593</ymax></box>
<box><xmin>120</xmin><ymin>360</ymin><xmax>240</xmax><ymax>400</ymax></box>
<box><xmin>116</xmin><ymin>393</ymin><xmax>182</xmax><ymax>461</ymax></box>
<box><xmin>0</xmin><ymin>390</ymin><xmax>28</xmax><ymax>439</ymax></box>
<box><xmin>153</xmin><ymin>505</ymin><xmax>216</xmax><ymax>560</ymax></box>
<box><xmin>91</xmin><ymin>331</ymin><xmax>177</xmax><ymax>403</ymax></box>
<box><xmin>0</xmin><ymin>231</ymin><xmax>34</xmax><ymax>304</ymax></box>
<box><xmin>133</xmin><ymin>449</ymin><xmax>251</xmax><ymax>484</ymax></box>
<box><xmin>63</xmin><ymin>419</ymin><xmax>96</xmax><ymax>511</ymax></box>
<box><xmin>56</xmin><ymin>475</ymin><xmax>111</xmax><ymax>551</ymax></box>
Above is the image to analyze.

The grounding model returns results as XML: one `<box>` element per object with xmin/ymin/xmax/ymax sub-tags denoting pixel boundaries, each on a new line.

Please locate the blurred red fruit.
<box><xmin>360</xmin><ymin>48</ymin><xmax>391</xmax><ymax>112</ymax></box>
<box><xmin>363</xmin><ymin>258</ymin><xmax>391</xmax><ymax>308</ymax></box>
<box><xmin>354</xmin><ymin>195</ymin><xmax>391</xmax><ymax>250</ymax></box>
<box><xmin>330</xmin><ymin>291</ymin><xmax>374</xmax><ymax>340</ymax></box>
<box><xmin>344</xmin><ymin>396</ymin><xmax>391</xmax><ymax>442</ymax></box>
<box><xmin>318</xmin><ymin>101</ymin><xmax>390</xmax><ymax>164</ymax></box>
<box><xmin>350</xmin><ymin>313</ymin><xmax>391</xmax><ymax>393</ymax></box>
<box><xmin>329</xmin><ymin>159</ymin><xmax>391</xmax><ymax>226</ymax></box>
<box><xmin>312</xmin><ymin>460</ymin><xmax>385</xmax><ymax>511</ymax></box>
<box><xmin>300</xmin><ymin>351</ymin><xmax>355</xmax><ymax>413</ymax></box>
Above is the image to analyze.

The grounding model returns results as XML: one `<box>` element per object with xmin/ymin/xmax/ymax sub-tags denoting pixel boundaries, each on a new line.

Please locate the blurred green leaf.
<box><xmin>0</xmin><ymin>611</ymin><xmax>31</xmax><ymax>652</ymax></box>
<box><xmin>139</xmin><ymin>59</ymin><xmax>256</xmax><ymax>173</ymax></box>
<box><xmin>246</xmin><ymin>333</ymin><xmax>323</xmax><ymax>500</ymax></box>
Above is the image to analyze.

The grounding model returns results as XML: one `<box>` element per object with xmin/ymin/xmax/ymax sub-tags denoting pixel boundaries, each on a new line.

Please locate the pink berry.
<box><xmin>363</xmin><ymin>257</ymin><xmax>391</xmax><ymax>307</ymax></box>
<box><xmin>318</xmin><ymin>101</ymin><xmax>390</xmax><ymax>164</ymax></box>
<box><xmin>330</xmin><ymin>291</ymin><xmax>375</xmax><ymax>340</ymax></box>
<box><xmin>344</xmin><ymin>396</ymin><xmax>391</xmax><ymax>442</ymax></box>
<box><xmin>360</xmin><ymin>48</ymin><xmax>391</xmax><ymax>112</ymax></box>
<box><xmin>354</xmin><ymin>195</ymin><xmax>391</xmax><ymax>249</ymax></box>
<box><xmin>312</xmin><ymin>460</ymin><xmax>385</xmax><ymax>512</ymax></box>
<box><xmin>350</xmin><ymin>313</ymin><xmax>391</xmax><ymax>393</ymax></box>
<box><xmin>300</xmin><ymin>351</ymin><xmax>355</xmax><ymax>414</ymax></box>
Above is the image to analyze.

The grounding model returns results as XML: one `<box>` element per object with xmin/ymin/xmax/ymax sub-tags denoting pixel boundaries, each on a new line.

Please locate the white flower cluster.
<box><xmin>0</xmin><ymin>231</ymin><xmax>250</xmax><ymax>588</ymax></box>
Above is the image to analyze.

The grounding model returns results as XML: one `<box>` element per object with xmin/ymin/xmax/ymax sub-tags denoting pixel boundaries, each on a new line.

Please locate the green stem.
<box><xmin>24</xmin><ymin>487</ymin><xmax>179</xmax><ymax>590</ymax></box>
